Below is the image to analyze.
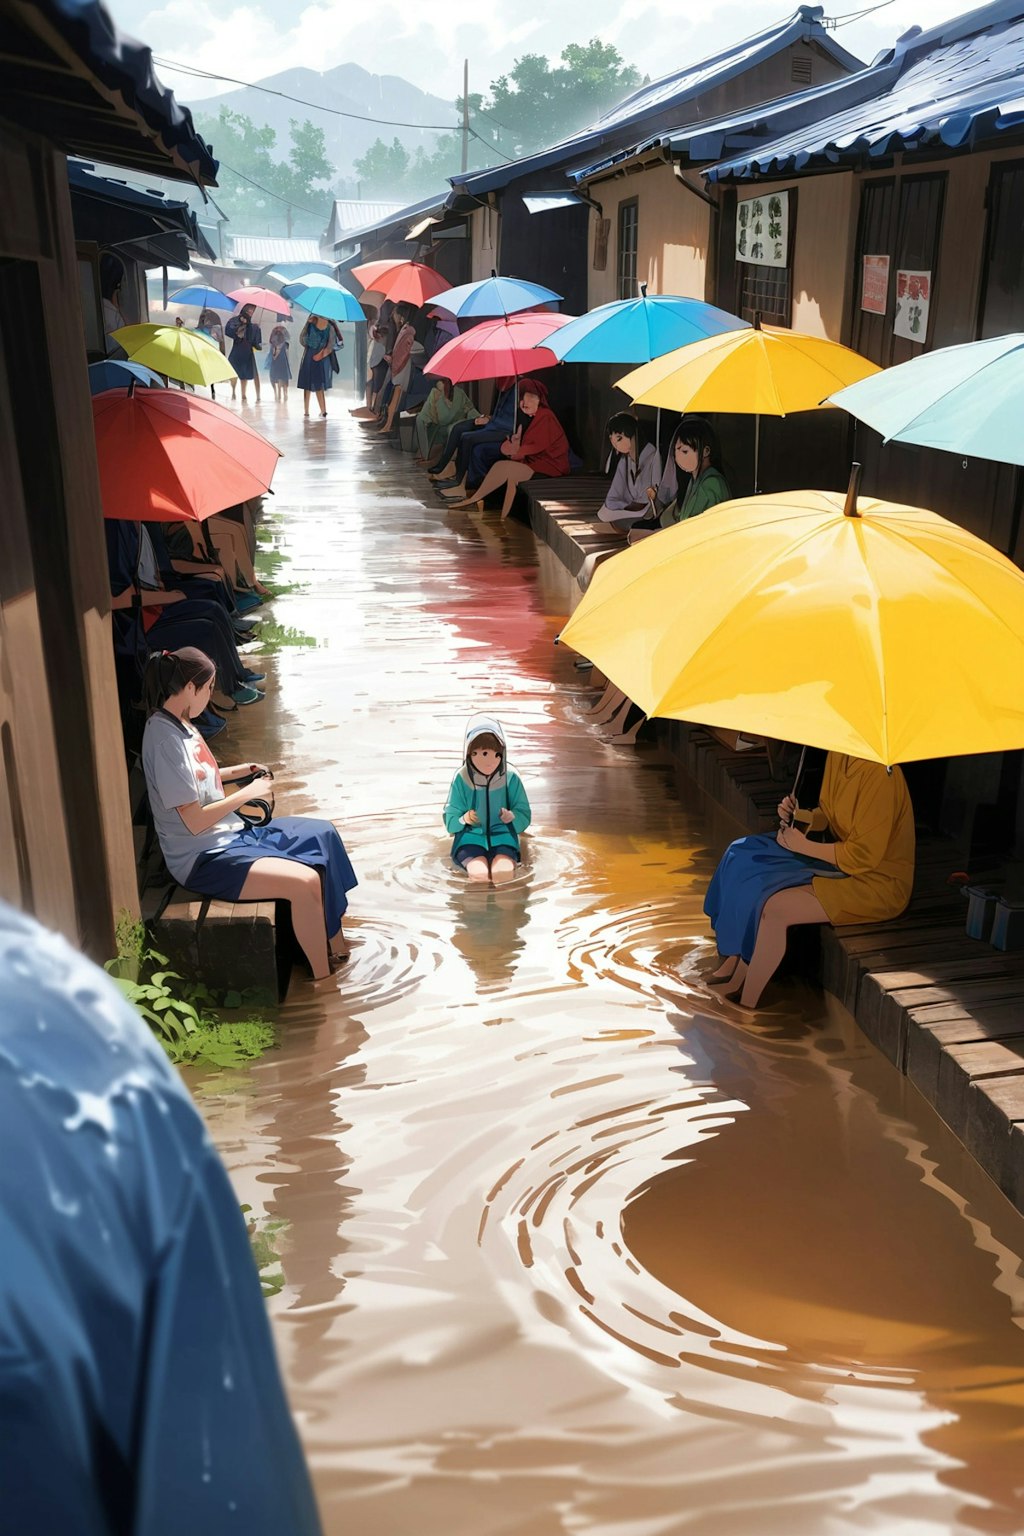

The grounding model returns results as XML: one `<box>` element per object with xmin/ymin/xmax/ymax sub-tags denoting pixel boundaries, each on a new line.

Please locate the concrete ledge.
<box><xmin>528</xmin><ymin>483</ymin><xmax>1024</xmax><ymax>1213</ymax></box>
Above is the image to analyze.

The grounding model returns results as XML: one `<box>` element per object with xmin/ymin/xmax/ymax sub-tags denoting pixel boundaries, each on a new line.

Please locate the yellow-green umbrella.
<box><xmin>616</xmin><ymin>321</ymin><xmax>881</xmax><ymax>490</ymax></box>
<box><xmin>110</xmin><ymin>323</ymin><xmax>237</xmax><ymax>386</ymax></box>
<box><xmin>558</xmin><ymin>470</ymin><xmax>1024</xmax><ymax>766</ymax></box>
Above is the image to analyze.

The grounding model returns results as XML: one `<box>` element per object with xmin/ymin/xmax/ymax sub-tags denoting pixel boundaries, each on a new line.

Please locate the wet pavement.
<box><xmin>196</xmin><ymin>393</ymin><xmax>1024</xmax><ymax>1535</ymax></box>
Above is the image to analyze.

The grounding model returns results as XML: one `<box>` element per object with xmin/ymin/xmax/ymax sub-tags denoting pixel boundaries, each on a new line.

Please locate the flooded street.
<box><xmin>198</xmin><ymin>394</ymin><xmax>1024</xmax><ymax>1535</ymax></box>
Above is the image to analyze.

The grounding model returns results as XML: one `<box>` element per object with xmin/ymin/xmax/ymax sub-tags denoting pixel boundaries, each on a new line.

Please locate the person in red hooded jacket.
<box><xmin>448</xmin><ymin>376</ymin><xmax>569</xmax><ymax>518</ymax></box>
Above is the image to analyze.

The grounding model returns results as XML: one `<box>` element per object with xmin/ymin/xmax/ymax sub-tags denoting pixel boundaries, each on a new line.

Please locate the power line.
<box><xmin>155</xmin><ymin>55</ymin><xmax>465</xmax><ymax>131</ymax></box>
<box><xmin>824</xmin><ymin>0</ymin><xmax>898</xmax><ymax>27</ymax></box>
<box><xmin>216</xmin><ymin>158</ymin><xmax>323</xmax><ymax>216</ymax></box>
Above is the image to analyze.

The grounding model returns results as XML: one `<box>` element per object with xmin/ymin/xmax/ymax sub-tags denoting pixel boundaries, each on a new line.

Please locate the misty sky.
<box><xmin>118</xmin><ymin>0</ymin><xmax>971</xmax><ymax>111</ymax></box>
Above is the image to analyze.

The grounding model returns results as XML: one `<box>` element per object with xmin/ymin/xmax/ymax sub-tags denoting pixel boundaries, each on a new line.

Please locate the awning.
<box><xmin>1</xmin><ymin>0</ymin><xmax>217</xmax><ymax>183</ymax></box>
<box><xmin>522</xmin><ymin>192</ymin><xmax>586</xmax><ymax>214</ymax></box>
<box><xmin>68</xmin><ymin>160</ymin><xmax>215</xmax><ymax>265</ymax></box>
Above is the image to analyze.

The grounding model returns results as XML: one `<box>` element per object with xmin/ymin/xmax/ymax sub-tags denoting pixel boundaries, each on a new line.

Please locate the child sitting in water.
<box><xmin>444</xmin><ymin>715</ymin><xmax>531</xmax><ymax>884</ymax></box>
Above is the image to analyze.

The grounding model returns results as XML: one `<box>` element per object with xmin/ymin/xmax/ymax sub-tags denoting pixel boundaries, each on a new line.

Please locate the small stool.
<box><xmin>990</xmin><ymin>896</ymin><xmax>1024</xmax><ymax>951</ymax></box>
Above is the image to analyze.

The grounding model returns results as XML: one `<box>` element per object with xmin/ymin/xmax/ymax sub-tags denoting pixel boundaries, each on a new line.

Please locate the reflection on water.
<box><xmin>197</xmin><ymin>401</ymin><xmax>1024</xmax><ymax>1535</ymax></box>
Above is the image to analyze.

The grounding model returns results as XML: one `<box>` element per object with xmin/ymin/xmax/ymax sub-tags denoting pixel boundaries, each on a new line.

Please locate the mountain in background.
<box><xmin>190</xmin><ymin>63</ymin><xmax>457</xmax><ymax>184</ymax></box>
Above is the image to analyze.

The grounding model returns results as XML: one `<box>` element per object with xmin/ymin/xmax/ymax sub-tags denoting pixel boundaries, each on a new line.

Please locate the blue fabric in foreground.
<box><xmin>0</xmin><ymin>901</ymin><xmax>321</xmax><ymax>1536</ymax></box>
<box><xmin>704</xmin><ymin>832</ymin><xmax>845</xmax><ymax>962</ymax></box>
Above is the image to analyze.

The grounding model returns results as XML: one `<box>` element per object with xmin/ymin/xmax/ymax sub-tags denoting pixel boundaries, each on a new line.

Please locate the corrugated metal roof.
<box><xmin>331</xmin><ymin>190</ymin><xmax>451</xmax><ymax>247</ymax></box>
<box><xmin>707</xmin><ymin>0</ymin><xmax>1024</xmax><ymax>180</ymax></box>
<box><xmin>1</xmin><ymin>0</ymin><xmax>216</xmax><ymax>182</ymax></box>
<box><xmin>227</xmin><ymin>235</ymin><xmax>322</xmax><ymax>263</ymax></box>
<box><xmin>452</xmin><ymin>6</ymin><xmax>861</xmax><ymax>197</ymax></box>
<box><xmin>326</xmin><ymin>199</ymin><xmax>405</xmax><ymax>238</ymax></box>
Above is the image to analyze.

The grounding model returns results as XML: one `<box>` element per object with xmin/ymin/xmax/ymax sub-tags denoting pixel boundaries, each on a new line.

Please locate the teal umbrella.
<box><xmin>829</xmin><ymin>334</ymin><xmax>1024</xmax><ymax>466</ymax></box>
<box><xmin>283</xmin><ymin>276</ymin><xmax>366</xmax><ymax>324</ymax></box>
<box><xmin>543</xmin><ymin>286</ymin><xmax>746</xmax><ymax>364</ymax></box>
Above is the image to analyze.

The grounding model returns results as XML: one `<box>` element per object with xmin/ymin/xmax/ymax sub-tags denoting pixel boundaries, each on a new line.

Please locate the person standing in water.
<box><xmin>444</xmin><ymin>716</ymin><xmax>531</xmax><ymax>884</ymax></box>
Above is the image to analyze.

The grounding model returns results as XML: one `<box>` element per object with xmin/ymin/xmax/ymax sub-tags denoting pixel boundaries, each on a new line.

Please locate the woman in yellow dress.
<box><xmin>705</xmin><ymin>753</ymin><xmax>915</xmax><ymax>1009</ymax></box>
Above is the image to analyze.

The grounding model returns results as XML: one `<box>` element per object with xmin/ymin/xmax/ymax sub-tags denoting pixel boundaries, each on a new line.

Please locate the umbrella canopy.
<box><xmin>88</xmin><ymin>359</ymin><xmax>166</xmax><ymax>394</ymax></box>
<box><xmin>226</xmin><ymin>286</ymin><xmax>291</xmax><ymax>316</ymax></box>
<box><xmin>544</xmin><ymin>291</ymin><xmax>747</xmax><ymax>364</ymax></box>
<box><xmin>557</xmin><ymin>473</ymin><xmax>1024</xmax><ymax>766</ymax></box>
<box><xmin>93</xmin><ymin>389</ymin><xmax>281</xmax><ymax>522</ymax></box>
<box><xmin>111</xmin><ymin>324</ymin><xmax>237</xmax><ymax>386</ymax></box>
<box><xmin>282</xmin><ymin>277</ymin><xmax>366</xmax><ymax>324</ymax></box>
<box><xmin>168</xmin><ymin>284</ymin><xmax>234</xmax><ymax>312</ymax></box>
<box><xmin>828</xmin><ymin>334</ymin><xmax>1024</xmax><ymax>466</ymax></box>
<box><xmin>617</xmin><ymin>323</ymin><xmax>880</xmax><ymax>415</ymax></box>
<box><xmin>426</xmin><ymin>312</ymin><xmax>574</xmax><ymax>383</ymax></box>
<box><xmin>432</xmin><ymin>275</ymin><xmax>562</xmax><ymax>318</ymax></box>
<box><xmin>351</xmin><ymin>259</ymin><xmax>450</xmax><ymax>307</ymax></box>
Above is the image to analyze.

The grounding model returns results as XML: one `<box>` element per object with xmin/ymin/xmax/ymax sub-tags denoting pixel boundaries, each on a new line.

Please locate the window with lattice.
<box><xmin>617</xmin><ymin>199</ymin><xmax>638</xmax><ymax>300</ymax></box>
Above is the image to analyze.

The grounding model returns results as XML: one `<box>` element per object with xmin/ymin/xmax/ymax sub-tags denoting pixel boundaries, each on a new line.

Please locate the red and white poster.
<box><xmin>893</xmin><ymin>269</ymin><xmax>931</xmax><ymax>341</ymax></box>
<box><xmin>860</xmin><ymin>254</ymin><xmax>889</xmax><ymax>314</ymax></box>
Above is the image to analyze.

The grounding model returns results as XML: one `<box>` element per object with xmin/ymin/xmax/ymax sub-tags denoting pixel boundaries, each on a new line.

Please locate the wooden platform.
<box><xmin>140</xmin><ymin>883</ymin><xmax>290</xmax><ymax>1000</ymax></box>
<box><xmin>530</xmin><ymin>493</ymin><xmax>1024</xmax><ymax>1215</ymax></box>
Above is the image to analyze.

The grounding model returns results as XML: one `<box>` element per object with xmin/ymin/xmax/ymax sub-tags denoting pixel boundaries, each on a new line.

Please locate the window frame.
<box><xmin>616</xmin><ymin>196</ymin><xmax>639</xmax><ymax>301</ymax></box>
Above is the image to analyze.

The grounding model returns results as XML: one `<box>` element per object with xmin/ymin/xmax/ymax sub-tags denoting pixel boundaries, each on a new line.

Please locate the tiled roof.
<box><xmin>452</xmin><ymin>7</ymin><xmax>860</xmax><ymax>196</ymax></box>
<box><xmin>707</xmin><ymin>0</ymin><xmax>1024</xmax><ymax>179</ymax></box>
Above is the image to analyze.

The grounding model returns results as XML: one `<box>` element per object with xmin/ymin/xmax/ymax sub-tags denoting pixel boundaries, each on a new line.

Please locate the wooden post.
<box><xmin>461</xmin><ymin>60</ymin><xmax>469</xmax><ymax>175</ymax></box>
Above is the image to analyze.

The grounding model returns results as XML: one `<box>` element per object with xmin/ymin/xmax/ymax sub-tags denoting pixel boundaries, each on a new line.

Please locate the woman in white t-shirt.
<box><xmin>141</xmin><ymin>648</ymin><xmax>356</xmax><ymax>979</ymax></box>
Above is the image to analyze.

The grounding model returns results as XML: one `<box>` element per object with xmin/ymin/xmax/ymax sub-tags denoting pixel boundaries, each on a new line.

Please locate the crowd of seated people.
<box><xmin>106</xmin><ymin>498</ymin><xmax>270</xmax><ymax>746</ymax></box>
<box><xmin>350</xmin><ymin>298</ymin><xmax>575</xmax><ymax>519</ymax></box>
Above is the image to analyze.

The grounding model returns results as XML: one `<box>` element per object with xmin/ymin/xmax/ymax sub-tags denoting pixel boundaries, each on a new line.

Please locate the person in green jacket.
<box><xmin>444</xmin><ymin>714</ymin><xmax>532</xmax><ymax>883</ymax></box>
<box><xmin>658</xmin><ymin>416</ymin><xmax>731</xmax><ymax>526</ymax></box>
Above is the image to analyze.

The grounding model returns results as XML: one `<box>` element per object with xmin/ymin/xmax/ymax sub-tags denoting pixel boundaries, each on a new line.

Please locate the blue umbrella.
<box><xmin>432</xmin><ymin>274</ymin><xmax>562</xmax><ymax>318</ymax></box>
<box><xmin>88</xmin><ymin>359</ymin><xmax>166</xmax><ymax>394</ymax></box>
<box><xmin>168</xmin><ymin>284</ymin><xmax>234</xmax><ymax>312</ymax></box>
<box><xmin>542</xmin><ymin>286</ymin><xmax>747</xmax><ymax>364</ymax></box>
<box><xmin>283</xmin><ymin>277</ymin><xmax>366</xmax><ymax>324</ymax></box>
<box><xmin>829</xmin><ymin>334</ymin><xmax>1024</xmax><ymax>466</ymax></box>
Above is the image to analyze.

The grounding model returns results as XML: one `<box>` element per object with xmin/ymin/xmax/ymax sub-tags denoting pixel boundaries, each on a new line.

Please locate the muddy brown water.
<box><xmin>196</xmin><ymin>398</ymin><xmax>1024</xmax><ymax>1534</ymax></box>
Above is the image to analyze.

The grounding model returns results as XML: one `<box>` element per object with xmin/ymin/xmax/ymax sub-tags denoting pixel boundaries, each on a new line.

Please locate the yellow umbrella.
<box><xmin>110</xmin><ymin>323</ymin><xmax>237</xmax><ymax>387</ymax></box>
<box><xmin>616</xmin><ymin>320</ymin><xmax>881</xmax><ymax>490</ymax></box>
<box><xmin>557</xmin><ymin>469</ymin><xmax>1024</xmax><ymax>766</ymax></box>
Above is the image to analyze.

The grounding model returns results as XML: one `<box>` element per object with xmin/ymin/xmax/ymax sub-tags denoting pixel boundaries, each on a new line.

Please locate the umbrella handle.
<box><xmin>782</xmin><ymin>744</ymin><xmax>807</xmax><ymax>826</ymax></box>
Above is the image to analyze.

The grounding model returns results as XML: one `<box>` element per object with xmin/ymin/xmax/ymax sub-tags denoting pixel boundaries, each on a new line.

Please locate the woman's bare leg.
<box><xmin>303</xmin><ymin>390</ymin><xmax>311</xmax><ymax>417</ymax></box>
<box><xmin>499</xmin><ymin>463</ymin><xmax>534</xmax><ymax>519</ymax></box>
<box><xmin>316</xmin><ymin>389</ymin><xmax>326</xmax><ymax>417</ymax></box>
<box><xmin>238</xmin><ymin>859</ymin><xmax>330</xmax><ymax>978</ymax></box>
<box><xmin>490</xmin><ymin>854</ymin><xmax>516</xmax><ymax>885</ymax></box>
<box><xmin>378</xmin><ymin>388</ymin><xmax>403</xmax><ymax>432</ymax></box>
<box><xmin>740</xmin><ymin>886</ymin><xmax>830</xmax><ymax>1008</ymax></box>
<box><xmin>449</xmin><ymin>462</ymin><xmax>511</xmax><ymax>511</ymax></box>
<box><xmin>463</xmin><ymin>856</ymin><xmax>491</xmax><ymax>883</ymax></box>
<box><xmin>709</xmin><ymin>955</ymin><xmax>740</xmax><ymax>982</ymax></box>
<box><xmin>591</xmin><ymin>685</ymin><xmax>627</xmax><ymax>724</ymax></box>
<box><xmin>585</xmin><ymin>680</ymin><xmax>620</xmax><ymax>717</ymax></box>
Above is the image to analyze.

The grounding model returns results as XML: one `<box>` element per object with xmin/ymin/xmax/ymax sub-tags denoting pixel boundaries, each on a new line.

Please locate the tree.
<box><xmin>194</xmin><ymin>106</ymin><xmax>334</xmax><ymax>237</ymax></box>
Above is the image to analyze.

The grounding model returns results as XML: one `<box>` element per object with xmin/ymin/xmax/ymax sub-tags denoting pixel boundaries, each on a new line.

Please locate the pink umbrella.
<box><xmin>425</xmin><ymin>312</ymin><xmax>574</xmax><ymax>382</ymax></box>
<box><xmin>226</xmin><ymin>286</ymin><xmax>291</xmax><ymax>317</ymax></box>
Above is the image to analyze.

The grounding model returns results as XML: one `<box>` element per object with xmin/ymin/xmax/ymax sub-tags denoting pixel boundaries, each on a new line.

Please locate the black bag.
<box><xmin>234</xmin><ymin>768</ymin><xmax>275</xmax><ymax>827</ymax></box>
<box><xmin>329</xmin><ymin>350</ymin><xmax>340</xmax><ymax>375</ymax></box>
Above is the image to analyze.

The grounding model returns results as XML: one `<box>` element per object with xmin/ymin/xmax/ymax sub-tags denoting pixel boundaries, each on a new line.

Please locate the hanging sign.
<box><xmin>860</xmin><ymin>254</ymin><xmax>890</xmax><ymax>314</ymax></box>
<box><xmin>893</xmin><ymin>269</ymin><xmax>931</xmax><ymax>340</ymax></box>
<box><xmin>736</xmin><ymin>190</ymin><xmax>789</xmax><ymax>267</ymax></box>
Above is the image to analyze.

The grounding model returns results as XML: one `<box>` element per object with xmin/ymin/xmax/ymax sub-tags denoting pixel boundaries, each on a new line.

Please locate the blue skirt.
<box><xmin>188</xmin><ymin>817</ymin><xmax>357</xmax><ymax>933</ymax></box>
<box><xmin>297</xmin><ymin>349</ymin><xmax>331</xmax><ymax>392</ymax></box>
<box><xmin>704</xmin><ymin>832</ymin><xmax>845</xmax><ymax>962</ymax></box>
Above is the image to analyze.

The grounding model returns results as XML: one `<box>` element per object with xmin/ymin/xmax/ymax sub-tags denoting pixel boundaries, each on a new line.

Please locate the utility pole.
<box><xmin>286</xmin><ymin>205</ymin><xmax>293</xmax><ymax>238</ymax></box>
<box><xmin>461</xmin><ymin>59</ymin><xmax>469</xmax><ymax>175</ymax></box>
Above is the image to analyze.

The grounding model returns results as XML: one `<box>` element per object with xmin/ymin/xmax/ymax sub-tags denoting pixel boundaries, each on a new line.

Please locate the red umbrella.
<box><xmin>425</xmin><ymin>312</ymin><xmax>574</xmax><ymax>382</ymax></box>
<box><xmin>226</xmin><ymin>286</ymin><xmax>291</xmax><ymax>317</ymax></box>
<box><xmin>92</xmin><ymin>388</ymin><xmax>281</xmax><ymax>521</ymax></box>
<box><xmin>351</xmin><ymin>260</ymin><xmax>450</xmax><ymax>307</ymax></box>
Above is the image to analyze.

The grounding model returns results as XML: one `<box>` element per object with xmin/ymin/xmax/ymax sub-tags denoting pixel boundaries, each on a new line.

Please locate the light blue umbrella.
<box><xmin>542</xmin><ymin>286</ymin><xmax>747</xmax><ymax>364</ymax></box>
<box><xmin>432</xmin><ymin>274</ymin><xmax>562</xmax><ymax>318</ymax></box>
<box><xmin>829</xmin><ymin>335</ymin><xmax>1024</xmax><ymax>466</ymax></box>
<box><xmin>283</xmin><ymin>277</ymin><xmax>366</xmax><ymax>324</ymax></box>
<box><xmin>88</xmin><ymin>359</ymin><xmax>166</xmax><ymax>394</ymax></box>
<box><xmin>168</xmin><ymin>284</ymin><xmax>234</xmax><ymax>312</ymax></box>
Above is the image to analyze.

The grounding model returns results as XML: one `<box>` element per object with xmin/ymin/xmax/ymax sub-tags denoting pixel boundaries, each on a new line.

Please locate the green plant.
<box><xmin>105</xmin><ymin>911</ymin><xmax>276</xmax><ymax>1069</ymax></box>
<box><xmin>253</xmin><ymin>617</ymin><xmax>318</xmax><ymax>652</ymax></box>
<box><xmin>242</xmin><ymin>1205</ymin><xmax>288</xmax><ymax>1297</ymax></box>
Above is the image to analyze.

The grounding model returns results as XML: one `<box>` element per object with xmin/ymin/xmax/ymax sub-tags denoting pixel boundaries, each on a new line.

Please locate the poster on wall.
<box><xmin>893</xmin><ymin>269</ymin><xmax>931</xmax><ymax>340</ymax></box>
<box><xmin>860</xmin><ymin>254</ymin><xmax>890</xmax><ymax>314</ymax></box>
<box><xmin>736</xmin><ymin>190</ymin><xmax>789</xmax><ymax>267</ymax></box>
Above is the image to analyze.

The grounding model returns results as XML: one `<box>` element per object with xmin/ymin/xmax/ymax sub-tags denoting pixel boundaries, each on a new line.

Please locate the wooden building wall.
<box><xmin>0</xmin><ymin>121</ymin><xmax>138</xmax><ymax>956</ymax></box>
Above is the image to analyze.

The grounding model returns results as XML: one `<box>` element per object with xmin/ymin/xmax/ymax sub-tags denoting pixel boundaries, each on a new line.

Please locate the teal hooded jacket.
<box><xmin>444</xmin><ymin>715</ymin><xmax>532</xmax><ymax>863</ymax></box>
